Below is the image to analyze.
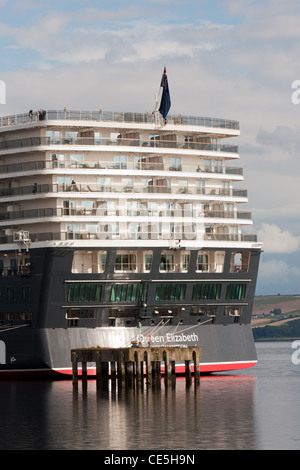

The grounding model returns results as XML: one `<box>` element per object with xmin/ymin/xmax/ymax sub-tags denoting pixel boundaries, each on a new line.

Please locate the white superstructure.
<box><xmin>0</xmin><ymin>110</ymin><xmax>259</xmax><ymax>257</ymax></box>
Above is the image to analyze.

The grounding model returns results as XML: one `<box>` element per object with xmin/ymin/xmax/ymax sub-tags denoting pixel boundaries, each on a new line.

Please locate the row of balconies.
<box><xmin>0</xmin><ymin>230</ymin><xmax>257</xmax><ymax>244</ymax></box>
<box><xmin>0</xmin><ymin>159</ymin><xmax>243</xmax><ymax>177</ymax></box>
<box><xmin>0</xmin><ymin>182</ymin><xmax>248</xmax><ymax>199</ymax></box>
<box><xmin>0</xmin><ymin>135</ymin><xmax>238</xmax><ymax>154</ymax></box>
<box><xmin>0</xmin><ymin>206</ymin><xmax>252</xmax><ymax>222</ymax></box>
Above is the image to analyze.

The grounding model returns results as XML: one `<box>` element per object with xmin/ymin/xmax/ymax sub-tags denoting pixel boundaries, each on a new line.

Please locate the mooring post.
<box><xmin>126</xmin><ymin>361</ymin><xmax>134</xmax><ymax>387</ymax></box>
<box><xmin>134</xmin><ymin>351</ymin><xmax>141</xmax><ymax>386</ymax></box>
<box><xmin>95</xmin><ymin>350</ymin><xmax>102</xmax><ymax>389</ymax></box>
<box><xmin>82</xmin><ymin>360</ymin><xmax>87</xmax><ymax>389</ymax></box>
<box><xmin>185</xmin><ymin>360</ymin><xmax>192</xmax><ymax>385</ymax></box>
<box><xmin>111</xmin><ymin>361</ymin><xmax>117</xmax><ymax>382</ymax></box>
<box><xmin>171</xmin><ymin>361</ymin><xmax>176</xmax><ymax>378</ymax></box>
<box><xmin>101</xmin><ymin>362</ymin><xmax>109</xmax><ymax>388</ymax></box>
<box><xmin>144</xmin><ymin>351</ymin><xmax>151</xmax><ymax>386</ymax></box>
<box><xmin>193</xmin><ymin>350</ymin><xmax>200</xmax><ymax>384</ymax></box>
<box><xmin>72</xmin><ymin>351</ymin><xmax>78</xmax><ymax>387</ymax></box>
<box><xmin>163</xmin><ymin>350</ymin><xmax>171</xmax><ymax>384</ymax></box>
<box><xmin>117</xmin><ymin>351</ymin><xmax>126</xmax><ymax>386</ymax></box>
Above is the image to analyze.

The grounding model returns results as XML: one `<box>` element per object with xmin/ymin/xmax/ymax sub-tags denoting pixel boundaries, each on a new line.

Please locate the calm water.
<box><xmin>0</xmin><ymin>341</ymin><xmax>300</xmax><ymax>450</ymax></box>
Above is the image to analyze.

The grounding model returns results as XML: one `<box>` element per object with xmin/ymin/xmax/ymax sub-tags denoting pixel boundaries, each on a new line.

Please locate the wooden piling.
<box><xmin>71</xmin><ymin>346</ymin><xmax>201</xmax><ymax>390</ymax></box>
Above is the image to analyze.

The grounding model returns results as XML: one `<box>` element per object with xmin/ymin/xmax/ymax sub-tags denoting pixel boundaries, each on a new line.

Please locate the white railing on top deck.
<box><xmin>0</xmin><ymin>109</ymin><xmax>240</xmax><ymax>131</ymax></box>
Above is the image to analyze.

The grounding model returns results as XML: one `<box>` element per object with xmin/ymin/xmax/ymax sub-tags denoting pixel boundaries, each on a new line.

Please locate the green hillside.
<box><xmin>252</xmin><ymin>295</ymin><xmax>300</xmax><ymax>340</ymax></box>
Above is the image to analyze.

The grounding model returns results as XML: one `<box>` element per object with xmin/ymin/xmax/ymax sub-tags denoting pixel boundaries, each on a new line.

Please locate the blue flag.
<box><xmin>158</xmin><ymin>67</ymin><xmax>171</xmax><ymax>119</ymax></box>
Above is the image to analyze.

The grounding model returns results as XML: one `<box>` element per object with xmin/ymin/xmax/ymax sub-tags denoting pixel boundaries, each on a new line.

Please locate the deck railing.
<box><xmin>0</xmin><ymin>182</ymin><xmax>247</xmax><ymax>199</ymax></box>
<box><xmin>0</xmin><ymin>109</ymin><xmax>239</xmax><ymax>131</ymax></box>
<box><xmin>0</xmin><ymin>135</ymin><xmax>238</xmax><ymax>154</ymax></box>
<box><xmin>0</xmin><ymin>231</ymin><xmax>257</xmax><ymax>244</ymax></box>
<box><xmin>0</xmin><ymin>159</ymin><xmax>243</xmax><ymax>178</ymax></box>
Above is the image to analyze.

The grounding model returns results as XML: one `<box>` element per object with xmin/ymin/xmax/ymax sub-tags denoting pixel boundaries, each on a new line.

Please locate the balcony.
<box><xmin>0</xmin><ymin>135</ymin><xmax>239</xmax><ymax>155</ymax></box>
<box><xmin>0</xmin><ymin>182</ymin><xmax>248</xmax><ymax>201</ymax></box>
<box><xmin>0</xmin><ymin>230</ymin><xmax>257</xmax><ymax>245</ymax></box>
<box><xmin>0</xmin><ymin>109</ymin><xmax>240</xmax><ymax>131</ymax></box>
<box><xmin>0</xmin><ymin>205</ymin><xmax>252</xmax><ymax>224</ymax></box>
<box><xmin>0</xmin><ymin>159</ymin><xmax>243</xmax><ymax>179</ymax></box>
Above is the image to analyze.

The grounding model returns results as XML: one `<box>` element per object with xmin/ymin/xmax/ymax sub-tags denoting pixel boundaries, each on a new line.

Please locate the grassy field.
<box><xmin>252</xmin><ymin>295</ymin><xmax>300</xmax><ymax>327</ymax></box>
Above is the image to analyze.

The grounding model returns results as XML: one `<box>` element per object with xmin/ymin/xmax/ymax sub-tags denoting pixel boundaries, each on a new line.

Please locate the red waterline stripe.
<box><xmin>0</xmin><ymin>361</ymin><xmax>257</xmax><ymax>378</ymax></box>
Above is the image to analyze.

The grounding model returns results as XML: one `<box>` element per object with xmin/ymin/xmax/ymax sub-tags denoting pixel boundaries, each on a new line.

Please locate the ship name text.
<box><xmin>137</xmin><ymin>332</ymin><xmax>199</xmax><ymax>345</ymax></box>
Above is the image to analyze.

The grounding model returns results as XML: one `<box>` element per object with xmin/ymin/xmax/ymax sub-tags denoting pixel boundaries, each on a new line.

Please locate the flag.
<box><xmin>158</xmin><ymin>67</ymin><xmax>171</xmax><ymax>119</ymax></box>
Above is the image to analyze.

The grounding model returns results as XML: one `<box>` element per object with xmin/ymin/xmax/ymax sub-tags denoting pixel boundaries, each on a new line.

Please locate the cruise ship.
<box><xmin>0</xmin><ymin>72</ymin><xmax>262</xmax><ymax>377</ymax></box>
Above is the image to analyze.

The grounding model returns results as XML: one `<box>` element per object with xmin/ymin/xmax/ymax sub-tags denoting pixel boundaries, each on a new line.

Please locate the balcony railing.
<box><xmin>0</xmin><ymin>231</ymin><xmax>257</xmax><ymax>244</ymax></box>
<box><xmin>0</xmin><ymin>159</ymin><xmax>243</xmax><ymax>178</ymax></box>
<box><xmin>0</xmin><ymin>109</ymin><xmax>240</xmax><ymax>131</ymax></box>
<box><xmin>0</xmin><ymin>206</ymin><xmax>252</xmax><ymax>222</ymax></box>
<box><xmin>0</xmin><ymin>182</ymin><xmax>248</xmax><ymax>199</ymax></box>
<box><xmin>0</xmin><ymin>136</ymin><xmax>238</xmax><ymax>154</ymax></box>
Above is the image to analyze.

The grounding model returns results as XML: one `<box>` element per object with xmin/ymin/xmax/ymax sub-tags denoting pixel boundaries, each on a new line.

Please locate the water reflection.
<box><xmin>0</xmin><ymin>374</ymin><xmax>256</xmax><ymax>450</ymax></box>
<box><xmin>67</xmin><ymin>375</ymin><xmax>256</xmax><ymax>450</ymax></box>
<box><xmin>2</xmin><ymin>342</ymin><xmax>300</xmax><ymax>450</ymax></box>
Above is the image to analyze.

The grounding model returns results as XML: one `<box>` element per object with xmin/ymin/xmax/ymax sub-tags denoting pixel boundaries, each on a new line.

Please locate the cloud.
<box><xmin>259</xmin><ymin>259</ymin><xmax>300</xmax><ymax>280</ymax></box>
<box><xmin>256</xmin><ymin>257</ymin><xmax>300</xmax><ymax>294</ymax></box>
<box><xmin>257</xmin><ymin>223</ymin><xmax>300</xmax><ymax>253</ymax></box>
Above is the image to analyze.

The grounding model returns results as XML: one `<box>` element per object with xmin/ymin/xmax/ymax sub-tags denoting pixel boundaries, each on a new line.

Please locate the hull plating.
<box><xmin>0</xmin><ymin>323</ymin><xmax>257</xmax><ymax>377</ymax></box>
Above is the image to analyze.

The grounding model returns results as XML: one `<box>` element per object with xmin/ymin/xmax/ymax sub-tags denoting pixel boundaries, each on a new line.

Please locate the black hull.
<box><xmin>0</xmin><ymin>245</ymin><xmax>260</xmax><ymax>377</ymax></box>
<box><xmin>0</xmin><ymin>323</ymin><xmax>257</xmax><ymax>377</ymax></box>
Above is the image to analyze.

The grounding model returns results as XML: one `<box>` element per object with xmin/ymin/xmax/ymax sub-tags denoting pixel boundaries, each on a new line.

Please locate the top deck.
<box><xmin>0</xmin><ymin>109</ymin><xmax>239</xmax><ymax>132</ymax></box>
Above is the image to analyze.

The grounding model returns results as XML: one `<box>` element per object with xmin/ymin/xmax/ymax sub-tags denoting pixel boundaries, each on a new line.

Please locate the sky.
<box><xmin>0</xmin><ymin>0</ymin><xmax>300</xmax><ymax>295</ymax></box>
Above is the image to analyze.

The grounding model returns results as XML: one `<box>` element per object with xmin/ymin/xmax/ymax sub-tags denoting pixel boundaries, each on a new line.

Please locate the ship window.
<box><xmin>46</xmin><ymin>130</ymin><xmax>61</xmax><ymax>144</ymax></box>
<box><xmin>155</xmin><ymin>283</ymin><xmax>186</xmax><ymax>301</ymax></box>
<box><xmin>52</xmin><ymin>153</ymin><xmax>65</xmax><ymax>168</ymax></box>
<box><xmin>196</xmin><ymin>252</ymin><xmax>209</xmax><ymax>272</ymax></box>
<box><xmin>65</xmin><ymin>131</ymin><xmax>78</xmax><ymax>143</ymax></box>
<box><xmin>7</xmin><ymin>287</ymin><xmax>16</xmax><ymax>303</ymax></box>
<box><xmin>115</xmin><ymin>253</ymin><xmax>137</xmax><ymax>272</ymax></box>
<box><xmin>192</xmin><ymin>283</ymin><xmax>221</xmax><ymax>300</ymax></box>
<box><xmin>71</xmin><ymin>250</ymin><xmax>106</xmax><ymax>273</ymax></box>
<box><xmin>226</xmin><ymin>283</ymin><xmax>248</xmax><ymax>300</ymax></box>
<box><xmin>224</xmin><ymin>306</ymin><xmax>242</xmax><ymax>322</ymax></box>
<box><xmin>81</xmin><ymin>200</ymin><xmax>95</xmax><ymax>214</ymax></box>
<box><xmin>204</xmin><ymin>159</ymin><xmax>212</xmax><ymax>172</ymax></box>
<box><xmin>171</xmin><ymin>157</ymin><xmax>181</xmax><ymax>171</ymax></box>
<box><xmin>58</xmin><ymin>176</ymin><xmax>71</xmax><ymax>191</ymax></box>
<box><xmin>114</xmin><ymin>155</ymin><xmax>127</xmax><ymax>169</ymax></box>
<box><xmin>230</xmin><ymin>251</ymin><xmax>250</xmax><ymax>273</ymax></box>
<box><xmin>144</xmin><ymin>252</ymin><xmax>153</xmax><ymax>272</ymax></box>
<box><xmin>67</xmin><ymin>283</ymin><xmax>102</xmax><ymax>303</ymax></box>
<box><xmin>66</xmin><ymin>309</ymin><xmax>97</xmax><ymax>319</ymax></box>
<box><xmin>70</xmin><ymin>154</ymin><xmax>83</xmax><ymax>167</ymax></box>
<box><xmin>94</xmin><ymin>132</ymin><xmax>101</xmax><ymax>144</ymax></box>
<box><xmin>110</xmin><ymin>283</ymin><xmax>147</xmax><ymax>302</ymax></box>
<box><xmin>224</xmin><ymin>306</ymin><xmax>242</xmax><ymax>315</ymax></box>
<box><xmin>7</xmin><ymin>312</ymin><xmax>19</xmax><ymax>320</ymax></box>
<box><xmin>22</xmin><ymin>286</ymin><xmax>31</xmax><ymax>302</ymax></box>
<box><xmin>97</xmin><ymin>223</ymin><xmax>119</xmax><ymax>239</ymax></box>
<box><xmin>196</xmin><ymin>250</ymin><xmax>225</xmax><ymax>273</ymax></box>
<box><xmin>152</xmin><ymin>308</ymin><xmax>181</xmax><ymax>317</ymax></box>
<box><xmin>159</xmin><ymin>251</ymin><xmax>175</xmax><ymax>272</ymax></box>
<box><xmin>98</xmin><ymin>177</ymin><xmax>111</xmax><ymax>191</ymax></box>
<box><xmin>180</xmin><ymin>251</ymin><xmax>190</xmax><ymax>272</ymax></box>
<box><xmin>122</xmin><ymin>178</ymin><xmax>134</xmax><ymax>191</ymax></box>
<box><xmin>109</xmin><ymin>308</ymin><xmax>140</xmax><ymax>318</ymax></box>
<box><xmin>21</xmin><ymin>312</ymin><xmax>32</xmax><ymax>322</ymax></box>
<box><xmin>190</xmin><ymin>306</ymin><xmax>217</xmax><ymax>317</ymax></box>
